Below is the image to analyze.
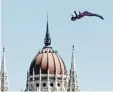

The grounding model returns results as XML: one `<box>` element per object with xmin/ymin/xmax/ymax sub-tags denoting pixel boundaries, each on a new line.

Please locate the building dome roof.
<box><xmin>29</xmin><ymin>19</ymin><xmax>67</xmax><ymax>76</ymax></box>
<box><xmin>29</xmin><ymin>46</ymin><xmax>67</xmax><ymax>75</ymax></box>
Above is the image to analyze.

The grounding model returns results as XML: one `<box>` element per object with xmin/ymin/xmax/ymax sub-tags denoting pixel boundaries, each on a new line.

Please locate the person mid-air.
<box><xmin>71</xmin><ymin>11</ymin><xmax>104</xmax><ymax>21</ymax></box>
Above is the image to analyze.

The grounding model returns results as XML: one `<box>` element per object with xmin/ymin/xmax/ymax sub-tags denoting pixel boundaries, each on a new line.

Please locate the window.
<box><xmin>50</xmin><ymin>82</ymin><xmax>53</xmax><ymax>87</ymax></box>
<box><xmin>30</xmin><ymin>78</ymin><xmax>33</xmax><ymax>81</ymax></box>
<box><xmin>43</xmin><ymin>83</ymin><xmax>46</xmax><ymax>87</ymax></box>
<box><xmin>36</xmin><ymin>83</ymin><xmax>39</xmax><ymax>87</ymax></box>
<box><xmin>35</xmin><ymin>77</ymin><xmax>39</xmax><ymax>80</ymax></box>
<box><xmin>31</xmin><ymin>84</ymin><xmax>33</xmax><ymax>89</ymax></box>
<box><xmin>42</xmin><ymin>77</ymin><xmax>47</xmax><ymax>80</ymax></box>
<box><xmin>57</xmin><ymin>83</ymin><xmax>60</xmax><ymax>87</ymax></box>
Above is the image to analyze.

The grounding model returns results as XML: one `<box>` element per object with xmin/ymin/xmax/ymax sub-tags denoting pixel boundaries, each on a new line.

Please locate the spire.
<box><xmin>1</xmin><ymin>47</ymin><xmax>8</xmax><ymax>92</ymax></box>
<box><xmin>71</xmin><ymin>45</ymin><xmax>75</xmax><ymax>72</ymax></box>
<box><xmin>25</xmin><ymin>70</ymin><xmax>29</xmax><ymax>91</ymax></box>
<box><xmin>44</xmin><ymin>14</ymin><xmax>51</xmax><ymax>46</ymax></box>
<box><xmin>68</xmin><ymin>45</ymin><xmax>80</xmax><ymax>92</ymax></box>
<box><xmin>1</xmin><ymin>47</ymin><xmax>7</xmax><ymax>72</ymax></box>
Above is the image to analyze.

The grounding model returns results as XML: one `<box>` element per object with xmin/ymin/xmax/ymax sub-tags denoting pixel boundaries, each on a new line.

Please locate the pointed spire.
<box><xmin>26</xmin><ymin>70</ymin><xmax>29</xmax><ymax>91</ymax></box>
<box><xmin>68</xmin><ymin>45</ymin><xmax>80</xmax><ymax>92</ymax></box>
<box><xmin>1</xmin><ymin>47</ymin><xmax>8</xmax><ymax>92</ymax></box>
<box><xmin>44</xmin><ymin>14</ymin><xmax>51</xmax><ymax>46</ymax></box>
<box><xmin>1</xmin><ymin>47</ymin><xmax>7</xmax><ymax>73</ymax></box>
<box><xmin>71</xmin><ymin>45</ymin><xmax>76</xmax><ymax>72</ymax></box>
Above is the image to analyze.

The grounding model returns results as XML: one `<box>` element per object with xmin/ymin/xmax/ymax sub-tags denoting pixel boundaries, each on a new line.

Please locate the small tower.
<box><xmin>68</xmin><ymin>45</ymin><xmax>80</xmax><ymax>92</ymax></box>
<box><xmin>1</xmin><ymin>47</ymin><xmax>8</xmax><ymax>92</ymax></box>
<box><xmin>25</xmin><ymin>70</ymin><xmax>29</xmax><ymax>91</ymax></box>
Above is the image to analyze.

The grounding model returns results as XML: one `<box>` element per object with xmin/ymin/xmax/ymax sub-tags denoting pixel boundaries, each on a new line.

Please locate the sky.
<box><xmin>1</xmin><ymin>0</ymin><xmax>113</xmax><ymax>91</ymax></box>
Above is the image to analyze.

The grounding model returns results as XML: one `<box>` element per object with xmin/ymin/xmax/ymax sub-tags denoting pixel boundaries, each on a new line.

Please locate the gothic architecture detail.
<box><xmin>0</xmin><ymin>47</ymin><xmax>8</xmax><ymax>92</ymax></box>
<box><xmin>25</xmin><ymin>18</ymin><xmax>80</xmax><ymax>92</ymax></box>
<box><xmin>68</xmin><ymin>46</ymin><xmax>80</xmax><ymax>92</ymax></box>
<box><xmin>1</xmin><ymin>17</ymin><xmax>80</xmax><ymax>92</ymax></box>
<box><xmin>25</xmin><ymin>19</ymin><xmax>68</xmax><ymax>92</ymax></box>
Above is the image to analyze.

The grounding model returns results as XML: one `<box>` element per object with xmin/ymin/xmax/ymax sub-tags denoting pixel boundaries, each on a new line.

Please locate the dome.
<box><xmin>29</xmin><ymin>46</ymin><xmax>67</xmax><ymax>75</ymax></box>
<box><xmin>29</xmin><ymin>20</ymin><xmax>67</xmax><ymax>76</ymax></box>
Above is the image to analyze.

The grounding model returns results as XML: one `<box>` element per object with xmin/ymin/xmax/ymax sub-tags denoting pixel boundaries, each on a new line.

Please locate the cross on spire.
<box><xmin>72</xmin><ymin>45</ymin><xmax>74</xmax><ymax>50</ymax></box>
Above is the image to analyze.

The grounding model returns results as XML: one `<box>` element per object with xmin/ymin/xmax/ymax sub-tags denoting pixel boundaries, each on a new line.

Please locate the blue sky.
<box><xmin>1</xmin><ymin>0</ymin><xmax>113</xmax><ymax>91</ymax></box>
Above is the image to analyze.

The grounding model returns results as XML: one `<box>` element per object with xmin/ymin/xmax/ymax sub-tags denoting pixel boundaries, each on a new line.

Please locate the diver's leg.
<box><xmin>74</xmin><ymin>11</ymin><xmax>77</xmax><ymax>16</ymax></box>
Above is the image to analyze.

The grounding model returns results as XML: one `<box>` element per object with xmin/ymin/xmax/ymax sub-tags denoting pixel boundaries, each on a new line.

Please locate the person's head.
<box><xmin>71</xmin><ymin>16</ymin><xmax>76</xmax><ymax>21</ymax></box>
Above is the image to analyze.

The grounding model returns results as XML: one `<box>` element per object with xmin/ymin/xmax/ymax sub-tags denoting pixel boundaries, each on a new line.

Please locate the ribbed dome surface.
<box><xmin>29</xmin><ymin>46</ymin><xmax>67</xmax><ymax>75</ymax></box>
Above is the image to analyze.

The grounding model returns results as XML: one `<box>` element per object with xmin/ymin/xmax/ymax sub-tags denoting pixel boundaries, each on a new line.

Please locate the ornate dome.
<box><xmin>29</xmin><ymin>47</ymin><xmax>67</xmax><ymax>75</ymax></box>
<box><xmin>29</xmin><ymin>20</ymin><xmax>67</xmax><ymax>76</ymax></box>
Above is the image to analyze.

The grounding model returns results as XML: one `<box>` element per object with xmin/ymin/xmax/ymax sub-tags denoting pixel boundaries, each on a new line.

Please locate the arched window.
<box><xmin>36</xmin><ymin>83</ymin><xmax>39</xmax><ymax>87</ymax></box>
<box><xmin>43</xmin><ymin>83</ymin><xmax>46</xmax><ymax>87</ymax></box>
<box><xmin>50</xmin><ymin>82</ymin><xmax>53</xmax><ymax>87</ymax></box>
<box><xmin>57</xmin><ymin>83</ymin><xmax>60</xmax><ymax>87</ymax></box>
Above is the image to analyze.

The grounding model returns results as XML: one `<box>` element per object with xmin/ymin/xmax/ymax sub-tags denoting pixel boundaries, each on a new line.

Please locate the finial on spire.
<box><xmin>3</xmin><ymin>47</ymin><xmax>5</xmax><ymax>52</ymax></box>
<box><xmin>47</xmin><ymin>12</ymin><xmax>48</xmax><ymax>21</ymax></box>
<box><xmin>44</xmin><ymin>14</ymin><xmax>51</xmax><ymax>46</ymax></box>
<box><xmin>72</xmin><ymin>45</ymin><xmax>74</xmax><ymax>50</ymax></box>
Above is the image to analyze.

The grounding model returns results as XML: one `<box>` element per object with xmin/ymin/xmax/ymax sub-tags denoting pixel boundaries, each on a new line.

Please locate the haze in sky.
<box><xmin>1</xmin><ymin>0</ymin><xmax>113</xmax><ymax>91</ymax></box>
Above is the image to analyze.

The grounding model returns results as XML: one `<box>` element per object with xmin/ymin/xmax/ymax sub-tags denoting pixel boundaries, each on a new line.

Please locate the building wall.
<box><xmin>27</xmin><ymin>74</ymin><xmax>68</xmax><ymax>91</ymax></box>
